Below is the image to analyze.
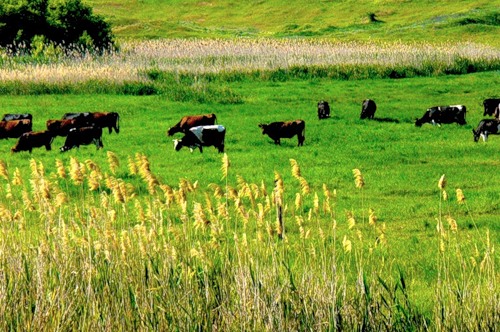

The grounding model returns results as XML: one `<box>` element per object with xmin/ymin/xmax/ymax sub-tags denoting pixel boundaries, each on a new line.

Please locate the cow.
<box><xmin>317</xmin><ymin>101</ymin><xmax>330</xmax><ymax>120</ymax></box>
<box><xmin>11</xmin><ymin>130</ymin><xmax>54</xmax><ymax>153</ymax></box>
<box><xmin>167</xmin><ymin>113</ymin><xmax>217</xmax><ymax>136</ymax></box>
<box><xmin>0</xmin><ymin>119</ymin><xmax>32</xmax><ymax>139</ymax></box>
<box><xmin>360</xmin><ymin>99</ymin><xmax>377</xmax><ymax>119</ymax></box>
<box><xmin>2</xmin><ymin>113</ymin><xmax>33</xmax><ymax>122</ymax></box>
<box><xmin>483</xmin><ymin>98</ymin><xmax>500</xmax><ymax>116</ymax></box>
<box><xmin>258</xmin><ymin>120</ymin><xmax>305</xmax><ymax>146</ymax></box>
<box><xmin>46</xmin><ymin>118</ymin><xmax>89</xmax><ymax>137</ymax></box>
<box><xmin>60</xmin><ymin>126</ymin><xmax>103</xmax><ymax>152</ymax></box>
<box><xmin>62</xmin><ymin>112</ymin><xmax>92</xmax><ymax>120</ymax></box>
<box><xmin>415</xmin><ymin>105</ymin><xmax>466</xmax><ymax>127</ymax></box>
<box><xmin>62</xmin><ymin>112</ymin><xmax>120</xmax><ymax>134</ymax></box>
<box><xmin>472</xmin><ymin>119</ymin><xmax>500</xmax><ymax>142</ymax></box>
<box><xmin>173</xmin><ymin>125</ymin><xmax>225</xmax><ymax>153</ymax></box>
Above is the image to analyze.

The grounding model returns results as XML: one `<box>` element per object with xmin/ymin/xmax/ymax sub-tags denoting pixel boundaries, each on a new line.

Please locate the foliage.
<box><xmin>0</xmin><ymin>0</ymin><xmax>115</xmax><ymax>54</ymax></box>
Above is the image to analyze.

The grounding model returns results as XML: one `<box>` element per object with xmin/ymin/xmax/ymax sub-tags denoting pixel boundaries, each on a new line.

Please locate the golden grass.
<box><xmin>1</xmin><ymin>40</ymin><xmax>499</xmax><ymax>84</ymax></box>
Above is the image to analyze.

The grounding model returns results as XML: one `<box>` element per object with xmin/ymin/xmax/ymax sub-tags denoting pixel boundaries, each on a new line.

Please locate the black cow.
<box><xmin>472</xmin><ymin>119</ymin><xmax>500</xmax><ymax>142</ymax></box>
<box><xmin>258</xmin><ymin>120</ymin><xmax>305</xmax><ymax>146</ymax></box>
<box><xmin>482</xmin><ymin>98</ymin><xmax>500</xmax><ymax>116</ymax></box>
<box><xmin>360</xmin><ymin>99</ymin><xmax>377</xmax><ymax>119</ymax></box>
<box><xmin>0</xmin><ymin>119</ymin><xmax>32</xmax><ymax>139</ymax></box>
<box><xmin>11</xmin><ymin>130</ymin><xmax>54</xmax><ymax>153</ymax></box>
<box><xmin>62</xmin><ymin>112</ymin><xmax>120</xmax><ymax>134</ymax></box>
<box><xmin>2</xmin><ymin>113</ymin><xmax>33</xmax><ymax>122</ymax></box>
<box><xmin>173</xmin><ymin>125</ymin><xmax>225</xmax><ymax>153</ymax></box>
<box><xmin>415</xmin><ymin>105</ymin><xmax>466</xmax><ymax>127</ymax></box>
<box><xmin>60</xmin><ymin>126</ymin><xmax>103</xmax><ymax>152</ymax></box>
<box><xmin>317</xmin><ymin>101</ymin><xmax>330</xmax><ymax>120</ymax></box>
<box><xmin>167</xmin><ymin>113</ymin><xmax>217</xmax><ymax>136</ymax></box>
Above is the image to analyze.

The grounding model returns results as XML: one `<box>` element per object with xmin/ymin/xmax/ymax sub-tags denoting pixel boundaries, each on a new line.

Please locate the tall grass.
<box><xmin>1</xmin><ymin>40</ymin><xmax>499</xmax><ymax>98</ymax></box>
<box><xmin>0</xmin><ymin>154</ymin><xmax>496</xmax><ymax>330</ymax></box>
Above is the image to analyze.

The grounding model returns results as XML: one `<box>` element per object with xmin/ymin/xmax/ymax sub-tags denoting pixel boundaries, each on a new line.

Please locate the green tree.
<box><xmin>0</xmin><ymin>0</ymin><xmax>115</xmax><ymax>54</ymax></box>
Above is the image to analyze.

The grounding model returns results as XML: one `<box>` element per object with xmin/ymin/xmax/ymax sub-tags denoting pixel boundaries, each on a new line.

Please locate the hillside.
<box><xmin>86</xmin><ymin>0</ymin><xmax>500</xmax><ymax>46</ymax></box>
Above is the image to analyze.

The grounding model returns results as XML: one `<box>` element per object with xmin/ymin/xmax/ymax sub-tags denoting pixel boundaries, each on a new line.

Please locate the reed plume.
<box><xmin>55</xmin><ymin>159</ymin><xmax>66</xmax><ymax>179</ymax></box>
<box><xmin>107</xmin><ymin>151</ymin><xmax>119</xmax><ymax>174</ymax></box>
<box><xmin>221</xmin><ymin>153</ymin><xmax>230</xmax><ymax>179</ymax></box>
<box><xmin>456</xmin><ymin>188</ymin><xmax>465</xmax><ymax>204</ymax></box>
<box><xmin>0</xmin><ymin>160</ymin><xmax>8</xmax><ymax>180</ymax></box>
<box><xmin>353</xmin><ymin>168</ymin><xmax>364</xmax><ymax>189</ymax></box>
<box><xmin>438</xmin><ymin>174</ymin><xmax>446</xmax><ymax>190</ymax></box>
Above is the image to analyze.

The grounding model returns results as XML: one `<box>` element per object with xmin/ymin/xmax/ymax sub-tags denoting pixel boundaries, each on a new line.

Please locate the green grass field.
<box><xmin>87</xmin><ymin>0</ymin><xmax>500</xmax><ymax>46</ymax></box>
<box><xmin>0</xmin><ymin>0</ymin><xmax>498</xmax><ymax>330</ymax></box>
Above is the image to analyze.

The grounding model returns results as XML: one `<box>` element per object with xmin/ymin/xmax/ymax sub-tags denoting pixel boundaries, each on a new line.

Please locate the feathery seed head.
<box><xmin>456</xmin><ymin>188</ymin><xmax>465</xmax><ymax>204</ymax></box>
<box><xmin>353</xmin><ymin>168</ymin><xmax>364</xmax><ymax>189</ymax></box>
<box><xmin>438</xmin><ymin>174</ymin><xmax>446</xmax><ymax>190</ymax></box>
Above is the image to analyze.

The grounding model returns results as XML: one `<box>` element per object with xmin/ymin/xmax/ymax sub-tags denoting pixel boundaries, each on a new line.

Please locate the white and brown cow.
<box><xmin>167</xmin><ymin>113</ymin><xmax>217</xmax><ymax>136</ymax></box>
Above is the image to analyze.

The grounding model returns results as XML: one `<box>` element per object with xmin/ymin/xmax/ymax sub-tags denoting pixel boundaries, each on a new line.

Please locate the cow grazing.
<box><xmin>483</xmin><ymin>98</ymin><xmax>500</xmax><ymax>116</ymax></box>
<box><xmin>2</xmin><ymin>113</ymin><xmax>33</xmax><ymax>122</ymax></box>
<box><xmin>258</xmin><ymin>120</ymin><xmax>306</xmax><ymax>146</ymax></box>
<box><xmin>11</xmin><ymin>130</ymin><xmax>54</xmax><ymax>153</ymax></box>
<box><xmin>173</xmin><ymin>125</ymin><xmax>225</xmax><ymax>153</ymax></box>
<box><xmin>415</xmin><ymin>105</ymin><xmax>466</xmax><ymax>127</ymax></box>
<box><xmin>46</xmin><ymin>118</ymin><xmax>89</xmax><ymax>137</ymax></box>
<box><xmin>167</xmin><ymin>113</ymin><xmax>217</xmax><ymax>136</ymax></box>
<box><xmin>472</xmin><ymin>119</ymin><xmax>500</xmax><ymax>142</ymax></box>
<box><xmin>0</xmin><ymin>119</ymin><xmax>32</xmax><ymax>139</ymax></box>
<box><xmin>360</xmin><ymin>99</ymin><xmax>377</xmax><ymax>119</ymax></box>
<box><xmin>60</xmin><ymin>126</ymin><xmax>103</xmax><ymax>152</ymax></box>
<box><xmin>62</xmin><ymin>112</ymin><xmax>120</xmax><ymax>134</ymax></box>
<box><xmin>317</xmin><ymin>101</ymin><xmax>330</xmax><ymax>120</ymax></box>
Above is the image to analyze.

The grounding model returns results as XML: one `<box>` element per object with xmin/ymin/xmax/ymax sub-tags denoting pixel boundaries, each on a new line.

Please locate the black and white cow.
<box><xmin>415</xmin><ymin>105</ymin><xmax>466</xmax><ymax>127</ymax></box>
<box><xmin>60</xmin><ymin>126</ymin><xmax>103</xmax><ymax>152</ymax></box>
<box><xmin>360</xmin><ymin>99</ymin><xmax>377</xmax><ymax>119</ymax></box>
<box><xmin>483</xmin><ymin>98</ymin><xmax>500</xmax><ymax>116</ymax></box>
<box><xmin>472</xmin><ymin>119</ymin><xmax>500</xmax><ymax>142</ymax></box>
<box><xmin>317</xmin><ymin>101</ymin><xmax>330</xmax><ymax>120</ymax></box>
<box><xmin>173</xmin><ymin>125</ymin><xmax>225</xmax><ymax>153</ymax></box>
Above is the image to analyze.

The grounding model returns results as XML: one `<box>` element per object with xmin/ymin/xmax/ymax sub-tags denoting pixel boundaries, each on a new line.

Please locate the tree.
<box><xmin>0</xmin><ymin>0</ymin><xmax>115</xmax><ymax>54</ymax></box>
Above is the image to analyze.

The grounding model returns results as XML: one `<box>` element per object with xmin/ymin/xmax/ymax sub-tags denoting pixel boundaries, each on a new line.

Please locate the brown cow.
<box><xmin>0</xmin><ymin>119</ymin><xmax>32</xmax><ymax>139</ymax></box>
<box><xmin>62</xmin><ymin>112</ymin><xmax>120</xmax><ymax>134</ymax></box>
<box><xmin>258</xmin><ymin>120</ymin><xmax>305</xmax><ymax>146</ymax></box>
<box><xmin>46</xmin><ymin>119</ymin><xmax>87</xmax><ymax>137</ymax></box>
<box><xmin>167</xmin><ymin>113</ymin><xmax>217</xmax><ymax>136</ymax></box>
<box><xmin>11</xmin><ymin>130</ymin><xmax>54</xmax><ymax>153</ymax></box>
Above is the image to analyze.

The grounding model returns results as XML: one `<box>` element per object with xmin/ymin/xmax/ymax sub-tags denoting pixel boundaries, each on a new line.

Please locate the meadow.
<box><xmin>0</xmin><ymin>0</ymin><xmax>499</xmax><ymax>329</ymax></box>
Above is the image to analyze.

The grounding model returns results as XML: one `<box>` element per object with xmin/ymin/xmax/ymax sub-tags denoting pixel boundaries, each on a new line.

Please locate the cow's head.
<box><xmin>258</xmin><ymin>124</ymin><xmax>268</xmax><ymax>135</ymax></box>
<box><xmin>173</xmin><ymin>139</ymin><xmax>183</xmax><ymax>151</ymax></box>
<box><xmin>472</xmin><ymin>129</ymin><xmax>482</xmax><ymax>142</ymax></box>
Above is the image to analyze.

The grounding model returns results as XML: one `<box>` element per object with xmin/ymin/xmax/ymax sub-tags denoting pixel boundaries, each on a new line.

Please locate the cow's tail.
<box><xmin>213</xmin><ymin>113</ymin><xmax>217</xmax><ymax>125</ymax></box>
<box><xmin>115</xmin><ymin>113</ymin><xmax>120</xmax><ymax>134</ymax></box>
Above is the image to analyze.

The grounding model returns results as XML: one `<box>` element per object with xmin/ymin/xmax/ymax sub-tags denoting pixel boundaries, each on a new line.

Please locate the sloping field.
<box><xmin>87</xmin><ymin>0</ymin><xmax>500</xmax><ymax>45</ymax></box>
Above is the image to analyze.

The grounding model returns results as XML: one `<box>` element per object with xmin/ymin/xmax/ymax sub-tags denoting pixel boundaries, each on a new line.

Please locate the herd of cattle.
<box><xmin>1</xmin><ymin>98</ymin><xmax>499</xmax><ymax>154</ymax></box>
<box><xmin>0</xmin><ymin>112</ymin><xmax>119</xmax><ymax>153</ymax></box>
<box><xmin>166</xmin><ymin>97</ymin><xmax>500</xmax><ymax>153</ymax></box>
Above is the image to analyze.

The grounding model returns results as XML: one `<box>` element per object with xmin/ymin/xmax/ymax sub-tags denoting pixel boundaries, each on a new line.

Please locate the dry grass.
<box><xmin>1</xmin><ymin>39</ymin><xmax>499</xmax><ymax>85</ymax></box>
